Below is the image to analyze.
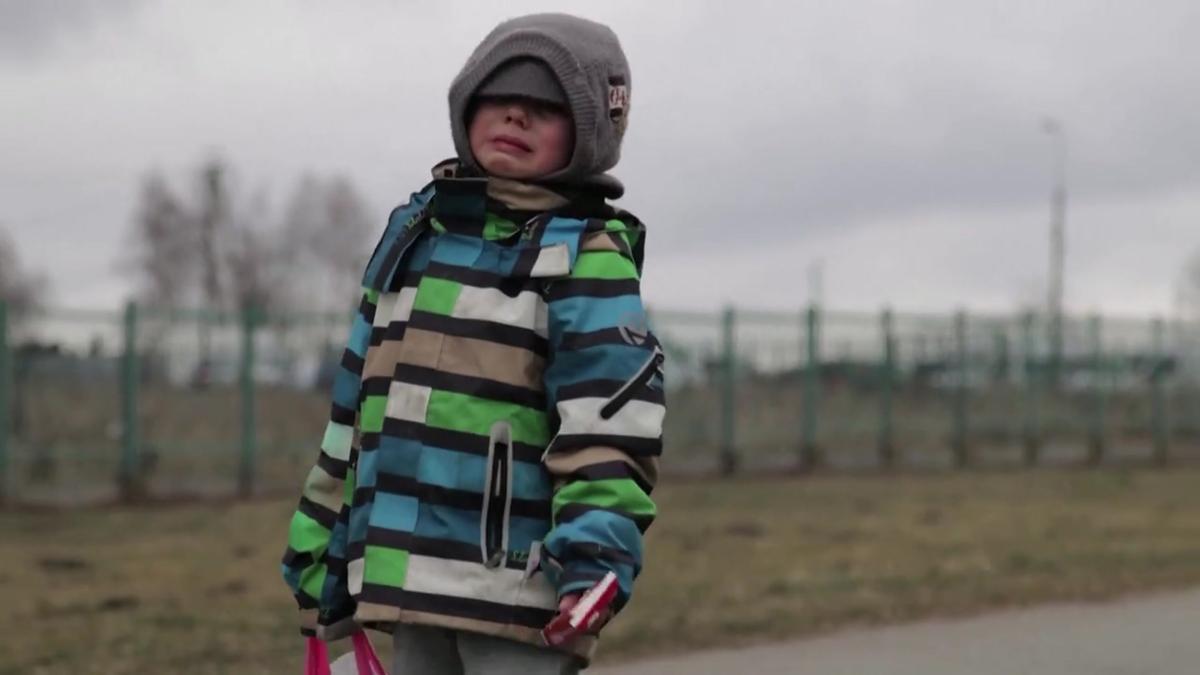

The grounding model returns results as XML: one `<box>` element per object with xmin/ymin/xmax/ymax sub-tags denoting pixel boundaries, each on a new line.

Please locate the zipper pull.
<box><xmin>521</xmin><ymin>216</ymin><xmax>542</xmax><ymax>241</ymax></box>
<box><xmin>600</xmin><ymin>346</ymin><xmax>664</xmax><ymax>420</ymax></box>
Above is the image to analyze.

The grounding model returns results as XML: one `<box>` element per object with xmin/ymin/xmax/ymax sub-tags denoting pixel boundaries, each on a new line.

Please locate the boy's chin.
<box><xmin>479</xmin><ymin>157</ymin><xmax>538</xmax><ymax>180</ymax></box>
<box><xmin>477</xmin><ymin>154</ymin><xmax>562</xmax><ymax>181</ymax></box>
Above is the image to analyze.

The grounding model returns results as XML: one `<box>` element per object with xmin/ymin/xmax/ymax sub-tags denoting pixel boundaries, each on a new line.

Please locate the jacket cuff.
<box><xmin>317</xmin><ymin>615</ymin><xmax>360</xmax><ymax>641</ymax></box>
<box><xmin>299</xmin><ymin>608</ymin><xmax>318</xmax><ymax>636</ymax></box>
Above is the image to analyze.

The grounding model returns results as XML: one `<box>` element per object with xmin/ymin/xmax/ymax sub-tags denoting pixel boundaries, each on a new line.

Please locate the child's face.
<box><xmin>468</xmin><ymin>97</ymin><xmax>574</xmax><ymax>180</ymax></box>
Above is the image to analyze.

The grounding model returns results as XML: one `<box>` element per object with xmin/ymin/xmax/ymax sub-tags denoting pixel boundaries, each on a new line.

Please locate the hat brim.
<box><xmin>474</xmin><ymin>58</ymin><xmax>569</xmax><ymax>108</ymax></box>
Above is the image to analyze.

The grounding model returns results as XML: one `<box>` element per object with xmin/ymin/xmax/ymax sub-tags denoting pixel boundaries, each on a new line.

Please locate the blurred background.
<box><xmin>3</xmin><ymin>1</ymin><xmax>1200</xmax><ymax>674</ymax></box>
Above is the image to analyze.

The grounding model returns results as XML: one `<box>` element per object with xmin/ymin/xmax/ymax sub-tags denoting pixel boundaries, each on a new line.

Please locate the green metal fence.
<box><xmin>1</xmin><ymin>300</ymin><xmax>1197</xmax><ymax>505</ymax></box>
<box><xmin>650</xmin><ymin>305</ymin><xmax>1198</xmax><ymax>474</ymax></box>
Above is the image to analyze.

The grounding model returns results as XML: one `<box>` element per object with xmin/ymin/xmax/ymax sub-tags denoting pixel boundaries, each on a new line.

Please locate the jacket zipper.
<box><xmin>482</xmin><ymin>421</ymin><xmax>513</xmax><ymax>568</ymax></box>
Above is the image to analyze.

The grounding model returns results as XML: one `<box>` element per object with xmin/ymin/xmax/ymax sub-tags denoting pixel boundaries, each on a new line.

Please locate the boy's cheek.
<box><xmin>467</xmin><ymin>123</ymin><xmax>487</xmax><ymax>159</ymax></box>
<box><xmin>543</xmin><ymin>123</ymin><xmax>574</xmax><ymax>170</ymax></box>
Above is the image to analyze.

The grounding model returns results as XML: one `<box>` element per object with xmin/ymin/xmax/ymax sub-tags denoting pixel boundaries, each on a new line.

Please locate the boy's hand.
<box><xmin>557</xmin><ymin>593</ymin><xmax>580</xmax><ymax>612</ymax></box>
<box><xmin>557</xmin><ymin>593</ymin><xmax>612</xmax><ymax>634</ymax></box>
<box><xmin>543</xmin><ymin>573</ymin><xmax>620</xmax><ymax>647</ymax></box>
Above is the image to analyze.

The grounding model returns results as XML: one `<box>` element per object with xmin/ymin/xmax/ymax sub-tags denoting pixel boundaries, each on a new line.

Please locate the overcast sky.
<box><xmin>3</xmin><ymin>0</ymin><xmax>1199</xmax><ymax>317</ymax></box>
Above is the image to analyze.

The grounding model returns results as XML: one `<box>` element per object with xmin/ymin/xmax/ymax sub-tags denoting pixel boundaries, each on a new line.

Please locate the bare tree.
<box><xmin>226</xmin><ymin>189</ymin><xmax>290</xmax><ymax>314</ymax></box>
<box><xmin>190</xmin><ymin>160</ymin><xmax>230</xmax><ymax>373</ymax></box>
<box><xmin>128</xmin><ymin>162</ymin><xmax>374</xmax><ymax>318</ymax></box>
<box><xmin>196</xmin><ymin>160</ymin><xmax>228</xmax><ymax>315</ymax></box>
<box><xmin>0</xmin><ymin>226</ymin><xmax>45</xmax><ymax>328</ymax></box>
<box><xmin>127</xmin><ymin>159</ymin><xmax>286</xmax><ymax>385</ymax></box>
<box><xmin>321</xmin><ymin>176</ymin><xmax>374</xmax><ymax>306</ymax></box>
<box><xmin>129</xmin><ymin>171</ymin><xmax>195</xmax><ymax>306</ymax></box>
<box><xmin>281</xmin><ymin>174</ymin><xmax>374</xmax><ymax>311</ymax></box>
<box><xmin>124</xmin><ymin>161</ymin><xmax>372</xmax><ymax>389</ymax></box>
<box><xmin>278</xmin><ymin>173</ymin><xmax>323</xmax><ymax>306</ymax></box>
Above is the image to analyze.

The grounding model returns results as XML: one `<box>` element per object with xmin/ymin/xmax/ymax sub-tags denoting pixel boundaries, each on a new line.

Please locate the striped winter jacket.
<box><xmin>281</xmin><ymin>173</ymin><xmax>664</xmax><ymax>659</ymax></box>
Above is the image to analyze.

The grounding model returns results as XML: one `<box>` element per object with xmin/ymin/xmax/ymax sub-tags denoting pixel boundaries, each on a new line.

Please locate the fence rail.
<box><xmin>1</xmin><ymin>299</ymin><xmax>1197</xmax><ymax>505</ymax></box>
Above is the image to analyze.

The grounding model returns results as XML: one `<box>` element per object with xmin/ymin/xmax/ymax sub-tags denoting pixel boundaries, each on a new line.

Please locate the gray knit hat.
<box><xmin>449</xmin><ymin>13</ymin><xmax>632</xmax><ymax>184</ymax></box>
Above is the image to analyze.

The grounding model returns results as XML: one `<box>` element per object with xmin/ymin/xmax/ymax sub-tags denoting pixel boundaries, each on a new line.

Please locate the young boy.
<box><xmin>282</xmin><ymin>13</ymin><xmax>664</xmax><ymax>674</ymax></box>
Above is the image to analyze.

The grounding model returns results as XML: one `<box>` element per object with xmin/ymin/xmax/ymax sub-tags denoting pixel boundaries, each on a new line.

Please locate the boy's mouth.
<box><xmin>491</xmin><ymin>135</ymin><xmax>532</xmax><ymax>154</ymax></box>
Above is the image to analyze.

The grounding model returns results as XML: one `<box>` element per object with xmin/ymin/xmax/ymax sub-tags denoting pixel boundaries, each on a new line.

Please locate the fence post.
<box><xmin>952</xmin><ymin>310</ymin><xmax>970</xmax><ymax>467</ymax></box>
<box><xmin>878</xmin><ymin>308</ymin><xmax>895</xmax><ymax>469</ymax></box>
<box><xmin>238</xmin><ymin>307</ymin><xmax>260</xmax><ymax>497</ymax></box>
<box><xmin>1021</xmin><ymin>311</ymin><xmax>1041</xmax><ymax>466</ymax></box>
<box><xmin>990</xmin><ymin>329</ymin><xmax>1014</xmax><ymax>448</ymax></box>
<box><xmin>800</xmin><ymin>304</ymin><xmax>821</xmax><ymax>471</ymax></box>
<box><xmin>0</xmin><ymin>301</ymin><xmax>9</xmax><ymax>503</ymax></box>
<box><xmin>719</xmin><ymin>306</ymin><xmax>737</xmax><ymax>475</ymax></box>
<box><xmin>992</xmin><ymin>330</ymin><xmax>1010</xmax><ymax>383</ymax></box>
<box><xmin>1151</xmin><ymin>317</ymin><xmax>1169</xmax><ymax>466</ymax></box>
<box><xmin>1086</xmin><ymin>315</ymin><xmax>1106</xmax><ymax>465</ymax></box>
<box><xmin>119</xmin><ymin>301</ymin><xmax>142</xmax><ymax>500</ymax></box>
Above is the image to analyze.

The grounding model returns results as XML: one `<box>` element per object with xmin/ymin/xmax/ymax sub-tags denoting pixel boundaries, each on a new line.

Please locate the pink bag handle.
<box><xmin>306</xmin><ymin>636</ymin><xmax>332</xmax><ymax>675</ymax></box>
<box><xmin>352</xmin><ymin>632</ymin><xmax>387</xmax><ymax>675</ymax></box>
<box><xmin>305</xmin><ymin>633</ymin><xmax>386</xmax><ymax>675</ymax></box>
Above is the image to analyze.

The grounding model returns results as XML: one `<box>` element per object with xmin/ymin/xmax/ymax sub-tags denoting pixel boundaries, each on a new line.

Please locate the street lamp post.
<box><xmin>1043</xmin><ymin>118</ymin><xmax>1067</xmax><ymax>387</ymax></box>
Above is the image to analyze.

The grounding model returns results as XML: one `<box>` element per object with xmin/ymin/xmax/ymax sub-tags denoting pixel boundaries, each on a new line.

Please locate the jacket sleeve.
<box><xmin>539</xmin><ymin>226</ymin><xmax>665</xmax><ymax>612</ymax></box>
<box><xmin>281</xmin><ymin>287</ymin><xmax>378</xmax><ymax>632</ymax></box>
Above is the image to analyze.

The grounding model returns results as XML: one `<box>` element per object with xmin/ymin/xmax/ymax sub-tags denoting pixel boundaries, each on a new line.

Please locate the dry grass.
<box><xmin>604</xmin><ymin>467</ymin><xmax>1200</xmax><ymax>662</ymax></box>
<box><xmin>5</xmin><ymin>467</ymin><xmax>1200</xmax><ymax>673</ymax></box>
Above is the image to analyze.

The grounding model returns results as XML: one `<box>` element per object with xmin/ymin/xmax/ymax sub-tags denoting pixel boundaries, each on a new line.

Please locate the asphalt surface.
<box><xmin>593</xmin><ymin>587</ymin><xmax>1200</xmax><ymax>674</ymax></box>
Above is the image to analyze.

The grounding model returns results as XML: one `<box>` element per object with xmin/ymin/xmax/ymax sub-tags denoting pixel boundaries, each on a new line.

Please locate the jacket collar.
<box><xmin>429</xmin><ymin>160</ymin><xmax>617</xmax><ymax>229</ymax></box>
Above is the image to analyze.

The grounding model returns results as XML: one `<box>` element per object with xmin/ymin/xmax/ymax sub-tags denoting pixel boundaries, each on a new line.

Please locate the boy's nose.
<box><xmin>504</xmin><ymin>105</ymin><xmax>530</xmax><ymax>128</ymax></box>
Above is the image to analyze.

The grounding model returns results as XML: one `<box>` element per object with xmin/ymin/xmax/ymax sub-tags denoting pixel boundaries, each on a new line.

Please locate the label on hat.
<box><xmin>608</xmin><ymin>75</ymin><xmax>628</xmax><ymax>121</ymax></box>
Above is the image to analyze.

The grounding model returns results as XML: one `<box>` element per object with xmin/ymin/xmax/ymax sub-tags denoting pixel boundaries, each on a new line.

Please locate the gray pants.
<box><xmin>392</xmin><ymin>623</ymin><xmax>582</xmax><ymax>675</ymax></box>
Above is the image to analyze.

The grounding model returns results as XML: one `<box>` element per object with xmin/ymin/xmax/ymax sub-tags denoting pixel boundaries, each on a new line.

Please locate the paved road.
<box><xmin>593</xmin><ymin>588</ymin><xmax>1200</xmax><ymax>674</ymax></box>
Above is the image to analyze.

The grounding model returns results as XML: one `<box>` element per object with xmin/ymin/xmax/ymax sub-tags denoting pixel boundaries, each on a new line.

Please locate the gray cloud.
<box><xmin>3</xmin><ymin>0</ymin><xmax>1200</xmax><ymax>315</ymax></box>
<box><xmin>0</xmin><ymin>0</ymin><xmax>146</xmax><ymax>60</ymax></box>
<box><xmin>616</xmin><ymin>1</ymin><xmax>1200</xmax><ymax>252</ymax></box>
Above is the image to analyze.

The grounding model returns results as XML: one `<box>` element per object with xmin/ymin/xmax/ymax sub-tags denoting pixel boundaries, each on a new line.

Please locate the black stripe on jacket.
<box><xmin>555</xmin><ymin>501</ymin><xmax>654</xmax><ymax>534</ymax></box>
<box><xmin>548</xmin><ymin>433</ymin><xmax>663</xmax><ymax>458</ymax></box>
<box><xmin>391</xmin><ymin>363</ymin><xmax>546</xmax><ymax>410</ymax></box>
<box><xmin>361</xmin><ymin>421</ymin><xmax>546</xmax><ymax>464</ymax></box>
<box><xmin>545</xmin><ymin>278</ymin><xmax>640</xmax><ymax>301</ymax></box>
<box><xmin>555</xmin><ymin>378</ymin><xmax>665</xmax><ymax>406</ymax></box>
<box><xmin>359</xmin><ymin>585</ymin><xmax>556</xmax><ymax>629</ymax></box>
<box><xmin>407</xmin><ymin>311</ymin><xmax>549</xmax><ymax>357</ymax></box>
<box><xmin>367</xmin><ymin>472</ymin><xmax>551</xmax><ymax>521</ymax></box>
<box><xmin>352</xmin><ymin>527</ymin><xmax>528</xmax><ymax>572</ymax></box>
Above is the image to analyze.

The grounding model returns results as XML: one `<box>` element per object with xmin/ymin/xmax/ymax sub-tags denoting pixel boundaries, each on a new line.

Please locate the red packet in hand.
<box><xmin>541</xmin><ymin>571</ymin><xmax>619</xmax><ymax>647</ymax></box>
